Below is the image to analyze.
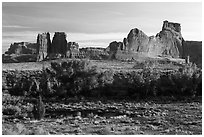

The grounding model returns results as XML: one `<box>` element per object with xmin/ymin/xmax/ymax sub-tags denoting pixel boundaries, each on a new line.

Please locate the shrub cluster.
<box><xmin>37</xmin><ymin>59</ymin><xmax>114</xmax><ymax>98</ymax></box>
<box><xmin>2</xmin><ymin>93</ymin><xmax>34</xmax><ymax>118</ymax></box>
<box><xmin>4</xmin><ymin>70</ymin><xmax>42</xmax><ymax>96</ymax></box>
<box><xmin>4</xmin><ymin>60</ymin><xmax>202</xmax><ymax>99</ymax></box>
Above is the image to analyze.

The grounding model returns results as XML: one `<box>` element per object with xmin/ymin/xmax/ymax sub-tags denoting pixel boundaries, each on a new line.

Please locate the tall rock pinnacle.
<box><xmin>51</xmin><ymin>32</ymin><xmax>67</xmax><ymax>56</ymax></box>
<box><xmin>37</xmin><ymin>32</ymin><xmax>51</xmax><ymax>61</ymax></box>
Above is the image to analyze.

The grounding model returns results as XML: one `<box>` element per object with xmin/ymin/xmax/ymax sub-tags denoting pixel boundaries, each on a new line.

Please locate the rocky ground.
<box><xmin>2</xmin><ymin>97</ymin><xmax>202</xmax><ymax>135</ymax></box>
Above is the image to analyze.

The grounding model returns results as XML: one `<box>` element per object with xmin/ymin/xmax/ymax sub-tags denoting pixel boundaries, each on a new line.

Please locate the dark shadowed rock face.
<box><xmin>51</xmin><ymin>32</ymin><xmax>67</xmax><ymax>56</ymax></box>
<box><xmin>5</xmin><ymin>42</ymin><xmax>37</xmax><ymax>55</ymax></box>
<box><xmin>183</xmin><ymin>41</ymin><xmax>202</xmax><ymax>67</ymax></box>
<box><xmin>108</xmin><ymin>41</ymin><xmax>124</xmax><ymax>53</ymax></box>
<box><xmin>37</xmin><ymin>32</ymin><xmax>51</xmax><ymax>61</ymax></box>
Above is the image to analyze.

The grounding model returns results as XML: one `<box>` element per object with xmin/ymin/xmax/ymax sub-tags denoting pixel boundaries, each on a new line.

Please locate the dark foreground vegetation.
<box><xmin>2</xmin><ymin>59</ymin><xmax>202</xmax><ymax>135</ymax></box>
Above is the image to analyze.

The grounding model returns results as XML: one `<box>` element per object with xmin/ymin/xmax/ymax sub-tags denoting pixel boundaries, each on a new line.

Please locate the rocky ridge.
<box><xmin>107</xmin><ymin>20</ymin><xmax>185</xmax><ymax>60</ymax></box>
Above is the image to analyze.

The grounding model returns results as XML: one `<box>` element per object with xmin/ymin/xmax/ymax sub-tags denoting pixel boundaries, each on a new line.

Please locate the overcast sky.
<box><xmin>2</xmin><ymin>2</ymin><xmax>202</xmax><ymax>52</ymax></box>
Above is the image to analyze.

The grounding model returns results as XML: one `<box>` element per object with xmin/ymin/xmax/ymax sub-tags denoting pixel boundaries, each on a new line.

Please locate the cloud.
<box><xmin>2</xmin><ymin>31</ymin><xmax>39</xmax><ymax>53</ymax></box>
<box><xmin>3</xmin><ymin>25</ymin><xmax>33</xmax><ymax>29</ymax></box>
<box><xmin>67</xmin><ymin>32</ymin><xmax>127</xmax><ymax>42</ymax></box>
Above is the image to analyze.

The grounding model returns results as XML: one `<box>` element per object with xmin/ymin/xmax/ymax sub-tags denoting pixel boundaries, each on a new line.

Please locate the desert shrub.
<box><xmin>127</xmin><ymin>67</ymin><xmax>160</xmax><ymax>99</ymax></box>
<box><xmin>42</xmin><ymin>59</ymin><xmax>100</xmax><ymax>97</ymax></box>
<box><xmin>130</xmin><ymin>62</ymin><xmax>201</xmax><ymax>99</ymax></box>
<box><xmin>157</xmin><ymin>63</ymin><xmax>202</xmax><ymax>98</ymax></box>
<box><xmin>6</xmin><ymin>70</ymin><xmax>24</xmax><ymax>96</ymax></box>
<box><xmin>104</xmin><ymin>67</ymin><xmax>161</xmax><ymax>99</ymax></box>
<box><xmin>2</xmin><ymin>93</ymin><xmax>34</xmax><ymax>118</ymax></box>
<box><xmin>171</xmin><ymin>63</ymin><xmax>202</xmax><ymax>97</ymax></box>
<box><xmin>140</xmin><ymin>67</ymin><xmax>160</xmax><ymax>97</ymax></box>
<box><xmin>5</xmin><ymin>70</ymin><xmax>41</xmax><ymax>96</ymax></box>
<box><xmin>98</xmin><ymin>70</ymin><xmax>114</xmax><ymax>87</ymax></box>
<box><xmin>3</xmin><ymin>105</ymin><xmax>21</xmax><ymax>116</ymax></box>
<box><xmin>84</xmin><ymin>69</ymin><xmax>114</xmax><ymax>97</ymax></box>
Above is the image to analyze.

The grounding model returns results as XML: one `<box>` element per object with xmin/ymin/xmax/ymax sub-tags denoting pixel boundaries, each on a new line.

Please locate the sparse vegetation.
<box><xmin>2</xmin><ymin>59</ymin><xmax>202</xmax><ymax>135</ymax></box>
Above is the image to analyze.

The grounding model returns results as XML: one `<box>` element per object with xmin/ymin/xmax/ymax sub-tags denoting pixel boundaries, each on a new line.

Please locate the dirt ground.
<box><xmin>2</xmin><ymin>97</ymin><xmax>202</xmax><ymax>135</ymax></box>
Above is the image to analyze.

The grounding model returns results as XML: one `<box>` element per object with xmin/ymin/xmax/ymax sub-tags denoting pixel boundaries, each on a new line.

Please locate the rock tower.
<box><xmin>37</xmin><ymin>32</ymin><xmax>51</xmax><ymax>61</ymax></box>
<box><xmin>51</xmin><ymin>32</ymin><xmax>68</xmax><ymax>56</ymax></box>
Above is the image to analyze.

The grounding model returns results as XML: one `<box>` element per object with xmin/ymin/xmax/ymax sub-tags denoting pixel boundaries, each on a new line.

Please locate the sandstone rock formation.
<box><xmin>154</xmin><ymin>20</ymin><xmax>184</xmax><ymax>58</ymax></box>
<box><xmin>107</xmin><ymin>41</ymin><xmax>124</xmax><ymax>53</ymax></box>
<box><xmin>5</xmin><ymin>42</ymin><xmax>37</xmax><ymax>55</ymax></box>
<box><xmin>106</xmin><ymin>41</ymin><xmax>124</xmax><ymax>59</ymax></box>
<box><xmin>67</xmin><ymin>42</ymin><xmax>80</xmax><ymax>58</ymax></box>
<box><xmin>126</xmin><ymin>28</ymin><xmax>149</xmax><ymax>52</ymax></box>
<box><xmin>107</xmin><ymin>20</ymin><xmax>185</xmax><ymax>59</ymax></box>
<box><xmin>67</xmin><ymin>42</ymin><xmax>79</xmax><ymax>51</ymax></box>
<box><xmin>51</xmin><ymin>32</ymin><xmax>67</xmax><ymax>56</ymax></box>
<box><xmin>3</xmin><ymin>42</ymin><xmax>38</xmax><ymax>63</ymax></box>
<box><xmin>37</xmin><ymin>32</ymin><xmax>51</xmax><ymax>61</ymax></box>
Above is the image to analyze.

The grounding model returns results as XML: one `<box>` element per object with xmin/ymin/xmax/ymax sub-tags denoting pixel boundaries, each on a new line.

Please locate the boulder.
<box><xmin>36</xmin><ymin>32</ymin><xmax>51</xmax><ymax>61</ymax></box>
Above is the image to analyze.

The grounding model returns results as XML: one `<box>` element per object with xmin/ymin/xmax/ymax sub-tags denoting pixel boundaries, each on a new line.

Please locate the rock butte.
<box><xmin>2</xmin><ymin>20</ymin><xmax>202</xmax><ymax>66</ymax></box>
<box><xmin>107</xmin><ymin>20</ymin><xmax>184</xmax><ymax>60</ymax></box>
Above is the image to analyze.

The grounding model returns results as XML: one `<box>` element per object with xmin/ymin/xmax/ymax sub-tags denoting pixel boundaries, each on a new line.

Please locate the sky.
<box><xmin>2</xmin><ymin>2</ymin><xmax>202</xmax><ymax>52</ymax></box>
